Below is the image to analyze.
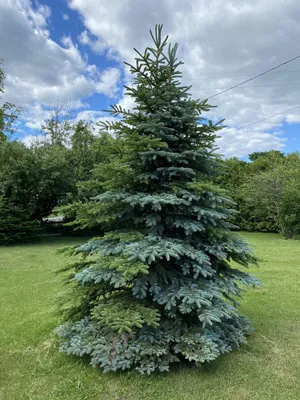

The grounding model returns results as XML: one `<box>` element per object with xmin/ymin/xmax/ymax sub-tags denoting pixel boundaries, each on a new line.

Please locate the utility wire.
<box><xmin>224</xmin><ymin>104</ymin><xmax>300</xmax><ymax>134</ymax></box>
<box><xmin>183</xmin><ymin>69</ymin><xmax>300</xmax><ymax>81</ymax></box>
<box><xmin>206</xmin><ymin>54</ymin><xmax>300</xmax><ymax>99</ymax></box>
<box><xmin>194</xmin><ymin>82</ymin><xmax>300</xmax><ymax>90</ymax></box>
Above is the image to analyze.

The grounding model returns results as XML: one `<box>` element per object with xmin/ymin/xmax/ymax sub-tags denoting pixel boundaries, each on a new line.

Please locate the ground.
<box><xmin>0</xmin><ymin>233</ymin><xmax>300</xmax><ymax>400</ymax></box>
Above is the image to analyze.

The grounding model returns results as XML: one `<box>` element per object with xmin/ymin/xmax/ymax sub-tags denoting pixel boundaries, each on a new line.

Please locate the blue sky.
<box><xmin>281</xmin><ymin>125</ymin><xmax>300</xmax><ymax>153</ymax></box>
<box><xmin>40</xmin><ymin>0</ymin><xmax>120</xmax><ymax>110</ymax></box>
<box><xmin>1</xmin><ymin>0</ymin><xmax>300</xmax><ymax>157</ymax></box>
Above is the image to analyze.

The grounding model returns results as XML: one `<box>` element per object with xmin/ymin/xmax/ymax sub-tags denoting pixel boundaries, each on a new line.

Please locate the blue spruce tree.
<box><xmin>56</xmin><ymin>25</ymin><xmax>260</xmax><ymax>374</ymax></box>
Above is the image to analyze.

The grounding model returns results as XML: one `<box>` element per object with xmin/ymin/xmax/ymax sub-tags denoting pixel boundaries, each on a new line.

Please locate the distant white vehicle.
<box><xmin>42</xmin><ymin>215</ymin><xmax>65</xmax><ymax>224</ymax></box>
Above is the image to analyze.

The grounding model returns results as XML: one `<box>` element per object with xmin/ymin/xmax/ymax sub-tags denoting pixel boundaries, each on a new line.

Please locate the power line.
<box><xmin>183</xmin><ymin>69</ymin><xmax>300</xmax><ymax>81</ymax></box>
<box><xmin>206</xmin><ymin>54</ymin><xmax>300</xmax><ymax>99</ymax></box>
<box><xmin>226</xmin><ymin>121</ymin><xmax>286</xmax><ymax>124</ymax></box>
<box><xmin>224</xmin><ymin>104</ymin><xmax>300</xmax><ymax>134</ymax></box>
<box><xmin>194</xmin><ymin>82</ymin><xmax>300</xmax><ymax>90</ymax></box>
<box><xmin>126</xmin><ymin>59</ymin><xmax>300</xmax><ymax>92</ymax></box>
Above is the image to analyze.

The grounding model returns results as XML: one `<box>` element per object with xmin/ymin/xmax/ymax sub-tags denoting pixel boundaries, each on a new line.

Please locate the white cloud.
<box><xmin>21</xmin><ymin>133</ymin><xmax>50</xmax><ymax>147</ymax></box>
<box><xmin>95</xmin><ymin>68</ymin><xmax>120</xmax><ymax>97</ymax></box>
<box><xmin>78</xmin><ymin>30</ymin><xmax>89</xmax><ymax>45</ymax></box>
<box><xmin>75</xmin><ymin>109</ymin><xmax>118</xmax><ymax>126</ymax></box>
<box><xmin>216</xmin><ymin>129</ymin><xmax>287</xmax><ymax>158</ymax></box>
<box><xmin>67</xmin><ymin>0</ymin><xmax>300</xmax><ymax>157</ymax></box>
<box><xmin>62</xmin><ymin>13</ymin><xmax>69</xmax><ymax>20</ymax></box>
<box><xmin>22</xmin><ymin>103</ymin><xmax>55</xmax><ymax>130</ymax></box>
<box><xmin>0</xmin><ymin>0</ymin><xmax>120</xmax><ymax>129</ymax></box>
<box><xmin>78</xmin><ymin>30</ymin><xmax>106</xmax><ymax>55</ymax></box>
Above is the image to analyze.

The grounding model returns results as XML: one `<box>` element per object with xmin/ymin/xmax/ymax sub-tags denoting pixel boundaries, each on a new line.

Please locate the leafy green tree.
<box><xmin>0</xmin><ymin>195</ymin><xmax>39</xmax><ymax>245</ymax></box>
<box><xmin>243</xmin><ymin>153</ymin><xmax>300</xmax><ymax>239</ymax></box>
<box><xmin>247</xmin><ymin>150</ymin><xmax>285</xmax><ymax>175</ymax></box>
<box><xmin>240</xmin><ymin>170</ymin><xmax>280</xmax><ymax>232</ymax></box>
<box><xmin>214</xmin><ymin>157</ymin><xmax>247</xmax><ymax>229</ymax></box>
<box><xmin>216</xmin><ymin>151</ymin><xmax>288</xmax><ymax>232</ymax></box>
<box><xmin>0</xmin><ymin>141</ymin><xmax>38</xmax><ymax>206</ymax></box>
<box><xmin>31</xmin><ymin>144</ymin><xmax>77</xmax><ymax>220</ymax></box>
<box><xmin>0</xmin><ymin>60</ymin><xmax>21</xmax><ymax>141</ymax></box>
<box><xmin>217</xmin><ymin>157</ymin><xmax>247</xmax><ymax>191</ymax></box>
<box><xmin>70</xmin><ymin>121</ymin><xmax>96</xmax><ymax>182</ymax></box>
<box><xmin>56</xmin><ymin>26</ymin><xmax>260</xmax><ymax>374</ymax></box>
<box><xmin>277</xmin><ymin>167</ymin><xmax>300</xmax><ymax>239</ymax></box>
<box><xmin>248</xmin><ymin>150</ymin><xmax>284</xmax><ymax>162</ymax></box>
<box><xmin>0</xmin><ymin>142</ymin><xmax>41</xmax><ymax>244</ymax></box>
<box><xmin>58</xmin><ymin>129</ymin><xmax>116</xmax><ymax>231</ymax></box>
<box><xmin>0</xmin><ymin>141</ymin><xmax>76</xmax><ymax>243</ymax></box>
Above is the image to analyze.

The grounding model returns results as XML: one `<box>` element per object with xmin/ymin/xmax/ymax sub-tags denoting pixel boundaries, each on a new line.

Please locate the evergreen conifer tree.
<box><xmin>56</xmin><ymin>25</ymin><xmax>260</xmax><ymax>374</ymax></box>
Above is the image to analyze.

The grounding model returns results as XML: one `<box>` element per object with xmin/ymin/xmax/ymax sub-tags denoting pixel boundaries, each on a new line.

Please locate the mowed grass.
<box><xmin>0</xmin><ymin>233</ymin><xmax>300</xmax><ymax>400</ymax></box>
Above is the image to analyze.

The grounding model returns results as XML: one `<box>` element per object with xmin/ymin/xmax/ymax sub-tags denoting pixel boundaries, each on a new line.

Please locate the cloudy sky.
<box><xmin>1</xmin><ymin>0</ymin><xmax>300</xmax><ymax>157</ymax></box>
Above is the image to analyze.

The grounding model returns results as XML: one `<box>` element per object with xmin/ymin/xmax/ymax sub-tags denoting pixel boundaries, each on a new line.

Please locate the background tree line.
<box><xmin>1</xmin><ymin>60</ymin><xmax>300</xmax><ymax>243</ymax></box>
<box><xmin>216</xmin><ymin>150</ymin><xmax>300</xmax><ymax>239</ymax></box>
<box><xmin>0</xmin><ymin>116</ymin><xmax>114</xmax><ymax>243</ymax></box>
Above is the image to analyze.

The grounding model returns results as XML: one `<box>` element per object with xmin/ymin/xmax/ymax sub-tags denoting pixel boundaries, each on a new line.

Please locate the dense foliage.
<box><xmin>0</xmin><ymin>59</ymin><xmax>21</xmax><ymax>141</ymax></box>
<box><xmin>216</xmin><ymin>151</ymin><xmax>300</xmax><ymax>238</ymax></box>
<box><xmin>56</xmin><ymin>26</ymin><xmax>260</xmax><ymax>374</ymax></box>
<box><xmin>0</xmin><ymin>195</ymin><xmax>39</xmax><ymax>244</ymax></box>
<box><xmin>0</xmin><ymin>140</ymin><xmax>78</xmax><ymax>243</ymax></box>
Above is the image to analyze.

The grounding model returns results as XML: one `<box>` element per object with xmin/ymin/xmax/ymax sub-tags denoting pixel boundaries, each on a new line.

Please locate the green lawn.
<box><xmin>0</xmin><ymin>233</ymin><xmax>300</xmax><ymax>400</ymax></box>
